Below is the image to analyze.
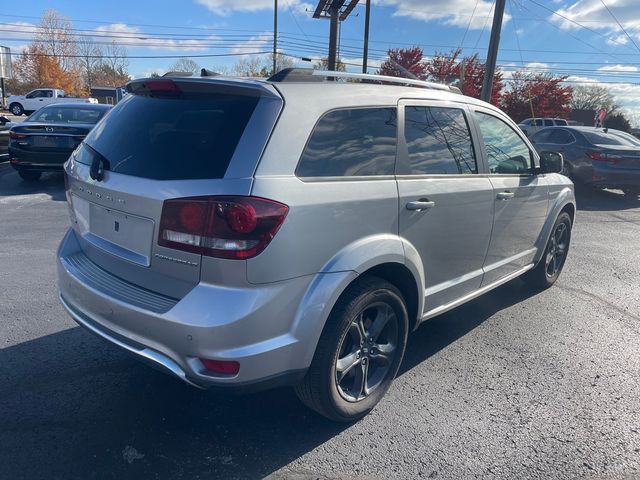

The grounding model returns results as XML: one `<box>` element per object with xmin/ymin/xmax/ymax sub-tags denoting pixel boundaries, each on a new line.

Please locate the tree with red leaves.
<box><xmin>501</xmin><ymin>71</ymin><xmax>573</xmax><ymax>123</ymax></box>
<box><xmin>377</xmin><ymin>47</ymin><xmax>429</xmax><ymax>80</ymax></box>
<box><xmin>425</xmin><ymin>48</ymin><xmax>503</xmax><ymax>106</ymax></box>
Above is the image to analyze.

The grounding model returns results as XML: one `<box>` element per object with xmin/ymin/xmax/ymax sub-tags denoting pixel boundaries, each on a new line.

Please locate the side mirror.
<box><xmin>539</xmin><ymin>151</ymin><xmax>563</xmax><ymax>174</ymax></box>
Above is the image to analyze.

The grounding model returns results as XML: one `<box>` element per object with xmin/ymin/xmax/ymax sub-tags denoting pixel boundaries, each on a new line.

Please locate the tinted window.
<box><xmin>582</xmin><ymin>131</ymin><xmax>636</xmax><ymax>146</ymax></box>
<box><xmin>404</xmin><ymin>106</ymin><xmax>476</xmax><ymax>174</ymax></box>
<box><xmin>296</xmin><ymin>107</ymin><xmax>397</xmax><ymax>177</ymax></box>
<box><xmin>28</xmin><ymin>106</ymin><xmax>107</xmax><ymax>124</ymax></box>
<box><xmin>555</xmin><ymin>119</ymin><xmax>568</xmax><ymax>126</ymax></box>
<box><xmin>544</xmin><ymin>119</ymin><xmax>554</xmax><ymax>126</ymax></box>
<box><xmin>548</xmin><ymin>129</ymin><xmax>575</xmax><ymax>144</ymax></box>
<box><xmin>80</xmin><ymin>93</ymin><xmax>259</xmax><ymax>180</ymax></box>
<box><xmin>474</xmin><ymin>112</ymin><xmax>532</xmax><ymax>174</ymax></box>
<box><xmin>530</xmin><ymin>129</ymin><xmax>552</xmax><ymax>143</ymax></box>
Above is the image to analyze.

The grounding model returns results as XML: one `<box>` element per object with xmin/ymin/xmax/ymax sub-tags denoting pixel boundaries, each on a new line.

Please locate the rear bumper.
<box><xmin>581</xmin><ymin>162</ymin><xmax>640</xmax><ymax>188</ymax></box>
<box><xmin>8</xmin><ymin>147</ymin><xmax>70</xmax><ymax>171</ymax></box>
<box><xmin>57</xmin><ymin>229</ymin><xmax>353</xmax><ymax>390</ymax></box>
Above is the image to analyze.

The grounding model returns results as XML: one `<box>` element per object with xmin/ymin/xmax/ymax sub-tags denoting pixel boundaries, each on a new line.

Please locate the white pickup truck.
<box><xmin>7</xmin><ymin>88</ymin><xmax>98</xmax><ymax>116</ymax></box>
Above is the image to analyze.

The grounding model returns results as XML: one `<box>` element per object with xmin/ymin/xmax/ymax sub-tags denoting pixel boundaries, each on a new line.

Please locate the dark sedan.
<box><xmin>530</xmin><ymin>126</ymin><xmax>640</xmax><ymax>197</ymax></box>
<box><xmin>8</xmin><ymin>103</ymin><xmax>112</xmax><ymax>181</ymax></box>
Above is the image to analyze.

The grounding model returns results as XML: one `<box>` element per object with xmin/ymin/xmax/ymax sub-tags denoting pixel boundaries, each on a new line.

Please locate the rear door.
<box><xmin>64</xmin><ymin>78</ymin><xmax>282</xmax><ymax>297</ymax></box>
<box><xmin>471</xmin><ymin>108</ymin><xmax>549</xmax><ymax>285</ymax></box>
<box><xmin>396</xmin><ymin>100</ymin><xmax>494</xmax><ymax>315</ymax></box>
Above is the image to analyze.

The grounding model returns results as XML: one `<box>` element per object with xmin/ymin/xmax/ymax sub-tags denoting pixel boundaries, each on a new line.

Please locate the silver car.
<box><xmin>57</xmin><ymin>70</ymin><xmax>575</xmax><ymax>422</ymax></box>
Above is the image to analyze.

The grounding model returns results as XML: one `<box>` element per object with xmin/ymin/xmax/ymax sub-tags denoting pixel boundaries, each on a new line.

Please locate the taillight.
<box><xmin>587</xmin><ymin>151</ymin><xmax>622</xmax><ymax>162</ymax></box>
<box><xmin>158</xmin><ymin>196</ymin><xmax>289</xmax><ymax>260</ymax></box>
<box><xmin>9</xmin><ymin>131</ymin><xmax>27</xmax><ymax>140</ymax></box>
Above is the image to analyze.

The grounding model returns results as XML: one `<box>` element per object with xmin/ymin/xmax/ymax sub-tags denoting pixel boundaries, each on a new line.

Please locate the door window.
<box><xmin>296</xmin><ymin>107</ymin><xmax>397</xmax><ymax>177</ymax></box>
<box><xmin>404</xmin><ymin>106</ymin><xmax>477</xmax><ymax>174</ymax></box>
<box><xmin>26</xmin><ymin>90</ymin><xmax>44</xmax><ymax>99</ymax></box>
<box><xmin>474</xmin><ymin>111</ymin><xmax>533</xmax><ymax>174</ymax></box>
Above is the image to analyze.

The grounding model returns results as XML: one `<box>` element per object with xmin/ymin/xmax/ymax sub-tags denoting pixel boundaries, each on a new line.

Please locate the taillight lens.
<box><xmin>9</xmin><ymin>131</ymin><xmax>27</xmax><ymax>140</ymax></box>
<box><xmin>200</xmin><ymin>358</ymin><xmax>240</xmax><ymax>376</ymax></box>
<box><xmin>158</xmin><ymin>196</ymin><xmax>289</xmax><ymax>259</ymax></box>
<box><xmin>587</xmin><ymin>151</ymin><xmax>622</xmax><ymax>162</ymax></box>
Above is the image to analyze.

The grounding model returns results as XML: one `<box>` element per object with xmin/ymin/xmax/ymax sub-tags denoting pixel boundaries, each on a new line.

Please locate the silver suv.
<box><xmin>57</xmin><ymin>69</ymin><xmax>575</xmax><ymax>421</ymax></box>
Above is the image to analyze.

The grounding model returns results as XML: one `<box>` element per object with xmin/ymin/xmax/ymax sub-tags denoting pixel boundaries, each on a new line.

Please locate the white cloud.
<box><xmin>525</xmin><ymin>62</ymin><xmax>550</xmax><ymax>71</ymax></box>
<box><xmin>597</xmin><ymin>64</ymin><xmax>639</xmax><ymax>73</ymax></box>
<box><xmin>230</xmin><ymin>33</ymin><xmax>272</xmax><ymax>55</ymax></box>
<box><xmin>94</xmin><ymin>23</ymin><xmax>220</xmax><ymax>51</ymax></box>
<box><xmin>195</xmin><ymin>0</ymin><xmax>307</xmax><ymax>15</ymax></box>
<box><xmin>377</xmin><ymin>0</ymin><xmax>510</xmax><ymax>29</ymax></box>
<box><xmin>549</xmin><ymin>0</ymin><xmax>640</xmax><ymax>47</ymax></box>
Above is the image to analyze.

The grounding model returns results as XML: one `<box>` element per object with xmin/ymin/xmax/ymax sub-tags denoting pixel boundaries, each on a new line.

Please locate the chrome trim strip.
<box><xmin>421</xmin><ymin>263</ymin><xmax>535</xmax><ymax>321</ymax></box>
<box><xmin>59</xmin><ymin>293</ymin><xmax>203</xmax><ymax>389</ymax></box>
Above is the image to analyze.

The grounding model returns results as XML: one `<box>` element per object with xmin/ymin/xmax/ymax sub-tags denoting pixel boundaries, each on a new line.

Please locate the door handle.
<box><xmin>406</xmin><ymin>200</ymin><xmax>436</xmax><ymax>211</ymax></box>
<box><xmin>496</xmin><ymin>191</ymin><xmax>515</xmax><ymax>200</ymax></box>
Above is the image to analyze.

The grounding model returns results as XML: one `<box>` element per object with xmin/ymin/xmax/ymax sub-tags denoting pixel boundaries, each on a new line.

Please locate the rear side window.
<box><xmin>548</xmin><ymin>129</ymin><xmax>575</xmax><ymax>145</ymax></box>
<box><xmin>296</xmin><ymin>107</ymin><xmax>397</xmax><ymax>177</ymax></box>
<box><xmin>404</xmin><ymin>106</ymin><xmax>477</xmax><ymax>174</ymax></box>
<box><xmin>81</xmin><ymin>93</ymin><xmax>259</xmax><ymax>180</ymax></box>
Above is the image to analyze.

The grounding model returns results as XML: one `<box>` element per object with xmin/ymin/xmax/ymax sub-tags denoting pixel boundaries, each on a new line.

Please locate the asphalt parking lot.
<box><xmin>0</xmin><ymin>166</ymin><xmax>639</xmax><ymax>480</ymax></box>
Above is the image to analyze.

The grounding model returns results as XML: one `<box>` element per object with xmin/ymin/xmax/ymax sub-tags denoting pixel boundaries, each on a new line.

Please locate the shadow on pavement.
<box><xmin>0</xmin><ymin>166</ymin><xmax>65</xmax><ymax>201</ymax></box>
<box><xmin>574</xmin><ymin>183</ymin><xmax>640</xmax><ymax>212</ymax></box>
<box><xmin>0</xmin><ymin>278</ymin><xmax>543</xmax><ymax>480</ymax></box>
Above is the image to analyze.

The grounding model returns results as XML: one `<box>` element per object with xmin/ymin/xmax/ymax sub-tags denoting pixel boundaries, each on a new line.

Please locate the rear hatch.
<box><xmin>64</xmin><ymin>77</ymin><xmax>283</xmax><ymax>298</ymax></box>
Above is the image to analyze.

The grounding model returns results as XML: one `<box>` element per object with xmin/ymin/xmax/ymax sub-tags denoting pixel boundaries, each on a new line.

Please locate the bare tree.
<box><xmin>77</xmin><ymin>35</ymin><xmax>103</xmax><ymax>92</ymax></box>
<box><xmin>168</xmin><ymin>58</ymin><xmax>201</xmax><ymax>75</ymax></box>
<box><xmin>313</xmin><ymin>57</ymin><xmax>346</xmax><ymax>72</ymax></box>
<box><xmin>104</xmin><ymin>41</ymin><xmax>129</xmax><ymax>85</ymax></box>
<box><xmin>570</xmin><ymin>84</ymin><xmax>617</xmax><ymax>112</ymax></box>
<box><xmin>232</xmin><ymin>56</ymin><xmax>267</xmax><ymax>77</ymax></box>
<box><xmin>33</xmin><ymin>9</ymin><xmax>77</xmax><ymax>73</ymax></box>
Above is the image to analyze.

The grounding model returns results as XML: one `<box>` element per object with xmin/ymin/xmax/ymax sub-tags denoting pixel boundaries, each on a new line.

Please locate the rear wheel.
<box><xmin>17</xmin><ymin>170</ymin><xmax>42</xmax><ymax>182</ymax></box>
<box><xmin>9</xmin><ymin>103</ymin><xmax>23</xmax><ymax>116</ymax></box>
<box><xmin>523</xmin><ymin>212</ymin><xmax>572</xmax><ymax>289</ymax></box>
<box><xmin>295</xmin><ymin>276</ymin><xmax>408</xmax><ymax>422</ymax></box>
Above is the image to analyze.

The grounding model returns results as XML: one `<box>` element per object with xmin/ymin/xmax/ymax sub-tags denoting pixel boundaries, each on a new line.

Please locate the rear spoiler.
<box><xmin>126</xmin><ymin>77</ymin><xmax>281</xmax><ymax>99</ymax></box>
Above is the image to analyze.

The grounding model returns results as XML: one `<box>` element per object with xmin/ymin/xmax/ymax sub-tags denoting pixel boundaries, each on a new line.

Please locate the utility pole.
<box><xmin>313</xmin><ymin>0</ymin><xmax>358</xmax><ymax>71</ymax></box>
<box><xmin>327</xmin><ymin>4</ymin><xmax>339</xmax><ymax>71</ymax></box>
<box><xmin>481</xmin><ymin>0</ymin><xmax>506</xmax><ymax>102</ymax></box>
<box><xmin>362</xmin><ymin>0</ymin><xmax>371</xmax><ymax>73</ymax></box>
<box><xmin>273</xmin><ymin>0</ymin><xmax>278</xmax><ymax>75</ymax></box>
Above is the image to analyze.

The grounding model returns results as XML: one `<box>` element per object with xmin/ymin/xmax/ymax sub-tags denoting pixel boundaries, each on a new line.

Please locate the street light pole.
<box><xmin>481</xmin><ymin>0</ymin><xmax>506</xmax><ymax>103</ymax></box>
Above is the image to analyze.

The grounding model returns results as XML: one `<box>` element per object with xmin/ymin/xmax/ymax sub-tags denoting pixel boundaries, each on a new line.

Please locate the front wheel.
<box><xmin>9</xmin><ymin>103</ymin><xmax>24</xmax><ymax>116</ymax></box>
<box><xmin>523</xmin><ymin>212</ymin><xmax>572</xmax><ymax>289</ymax></box>
<box><xmin>295</xmin><ymin>276</ymin><xmax>408</xmax><ymax>422</ymax></box>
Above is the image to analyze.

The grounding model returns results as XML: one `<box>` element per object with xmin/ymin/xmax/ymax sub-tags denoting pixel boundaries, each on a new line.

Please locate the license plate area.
<box><xmin>72</xmin><ymin>195</ymin><xmax>155</xmax><ymax>267</ymax></box>
<box><xmin>32</xmin><ymin>135</ymin><xmax>64</xmax><ymax>148</ymax></box>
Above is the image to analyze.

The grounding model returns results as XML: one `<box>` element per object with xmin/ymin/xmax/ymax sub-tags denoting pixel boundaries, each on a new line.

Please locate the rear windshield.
<box><xmin>582</xmin><ymin>131</ymin><xmax>636</xmax><ymax>146</ymax></box>
<box><xmin>81</xmin><ymin>93</ymin><xmax>259</xmax><ymax>180</ymax></box>
<box><xmin>28</xmin><ymin>106</ymin><xmax>107</xmax><ymax>124</ymax></box>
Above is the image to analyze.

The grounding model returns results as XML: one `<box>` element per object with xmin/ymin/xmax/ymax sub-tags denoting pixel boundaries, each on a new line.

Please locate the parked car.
<box><xmin>8</xmin><ymin>103</ymin><xmax>112</xmax><ymax>181</ymax></box>
<box><xmin>7</xmin><ymin>88</ymin><xmax>98</xmax><ymax>116</ymax></box>
<box><xmin>0</xmin><ymin>115</ymin><xmax>10</xmax><ymax>157</ymax></box>
<box><xmin>518</xmin><ymin>117</ymin><xmax>569</xmax><ymax>137</ymax></box>
<box><xmin>530</xmin><ymin>126</ymin><xmax>640</xmax><ymax>196</ymax></box>
<box><xmin>57</xmin><ymin>70</ymin><xmax>575</xmax><ymax>422</ymax></box>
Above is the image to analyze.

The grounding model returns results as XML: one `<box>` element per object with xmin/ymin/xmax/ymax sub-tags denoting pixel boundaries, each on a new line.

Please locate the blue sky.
<box><xmin>2</xmin><ymin>0</ymin><xmax>640</xmax><ymax>124</ymax></box>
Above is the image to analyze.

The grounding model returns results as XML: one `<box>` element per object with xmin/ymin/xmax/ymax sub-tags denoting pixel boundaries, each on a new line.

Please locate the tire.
<box><xmin>523</xmin><ymin>212</ymin><xmax>572</xmax><ymax>289</ymax></box>
<box><xmin>18</xmin><ymin>170</ymin><xmax>42</xmax><ymax>182</ymax></box>
<box><xmin>295</xmin><ymin>276</ymin><xmax>409</xmax><ymax>422</ymax></box>
<box><xmin>9</xmin><ymin>103</ymin><xmax>24</xmax><ymax>116</ymax></box>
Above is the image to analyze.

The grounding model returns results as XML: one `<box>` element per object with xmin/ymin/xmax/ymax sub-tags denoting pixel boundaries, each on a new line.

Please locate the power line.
<box><xmin>598</xmin><ymin>0</ymin><xmax>640</xmax><ymax>54</ymax></box>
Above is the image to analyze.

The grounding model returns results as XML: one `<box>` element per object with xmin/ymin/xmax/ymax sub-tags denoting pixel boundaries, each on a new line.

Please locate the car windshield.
<box><xmin>26</xmin><ymin>107</ymin><xmax>106</xmax><ymax>124</ymax></box>
<box><xmin>582</xmin><ymin>130</ymin><xmax>637</xmax><ymax>146</ymax></box>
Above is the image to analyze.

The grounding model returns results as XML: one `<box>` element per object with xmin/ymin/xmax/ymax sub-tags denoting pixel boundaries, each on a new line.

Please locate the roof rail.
<box><xmin>267</xmin><ymin>68</ymin><xmax>455</xmax><ymax>92</ymax></box>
